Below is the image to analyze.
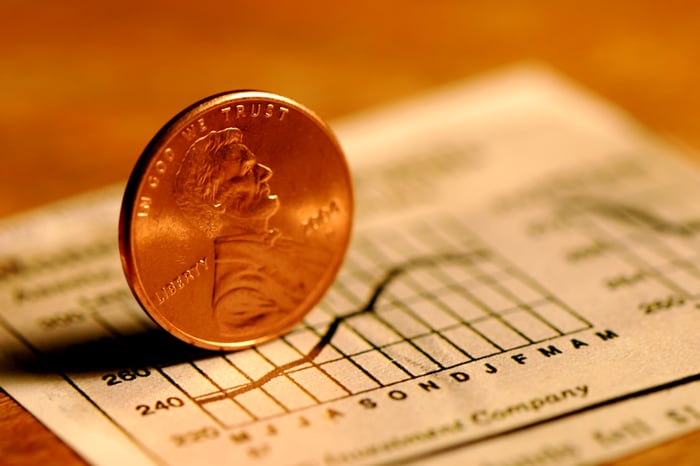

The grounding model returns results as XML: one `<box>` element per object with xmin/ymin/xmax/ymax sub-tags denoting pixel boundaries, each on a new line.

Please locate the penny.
<box><xmin>119</xmin><ymin>91</ymin><xmax>353</xmax><ymax>350</ymax></box>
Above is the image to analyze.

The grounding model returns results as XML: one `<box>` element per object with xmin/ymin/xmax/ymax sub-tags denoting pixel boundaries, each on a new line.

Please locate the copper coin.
<box><xmin>119</xmin><ymin>91</ymin><xmax>353</xmax><ymax>350</ymax></box>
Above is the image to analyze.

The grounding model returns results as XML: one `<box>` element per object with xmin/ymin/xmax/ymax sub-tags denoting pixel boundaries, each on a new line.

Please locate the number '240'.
<box><xmin>136</xmin><ymin>397</ymin><xmax>185</xmax><ymax>416</ymax></box>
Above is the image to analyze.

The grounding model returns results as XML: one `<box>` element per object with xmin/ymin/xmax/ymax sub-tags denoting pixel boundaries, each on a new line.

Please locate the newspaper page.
<box><xmin>2</xmin><ymin>67</ymin><xmax>700</xmax><ymax>465</ymax></box>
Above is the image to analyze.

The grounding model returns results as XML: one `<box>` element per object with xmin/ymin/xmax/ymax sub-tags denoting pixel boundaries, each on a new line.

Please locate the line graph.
<box><xmin>9</xmin><ymin>187</ymin><xmax>700</xmax><ymax>458</ymax></box>
<box><xmin>22</xmin><ymin>194</ymin><xmax>700</xmax><ymax>435</ymax></box>
<box><xmin>157</xmin><ymin>215</ymin><xmax>592</xmax><ymax>428</ymax></box>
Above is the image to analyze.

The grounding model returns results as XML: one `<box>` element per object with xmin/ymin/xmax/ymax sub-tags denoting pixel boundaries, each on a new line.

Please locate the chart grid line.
<box><xmin>170</xmin><ymin>213</ymin><xmax>595</xmax><ymax>427</ymax></box>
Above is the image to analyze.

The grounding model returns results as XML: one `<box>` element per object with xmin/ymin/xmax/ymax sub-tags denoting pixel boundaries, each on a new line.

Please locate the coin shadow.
<box><xmin>7</xmin><ymin>327</ymin><xmax>218</xmax><ymax>376</ymax></box>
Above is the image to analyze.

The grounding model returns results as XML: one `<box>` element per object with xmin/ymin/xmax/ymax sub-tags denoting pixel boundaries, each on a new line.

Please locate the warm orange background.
<box><xmin>2</xmin><ymin>1</ymin><xmax>700</xmax><ymax>464</ymax></box>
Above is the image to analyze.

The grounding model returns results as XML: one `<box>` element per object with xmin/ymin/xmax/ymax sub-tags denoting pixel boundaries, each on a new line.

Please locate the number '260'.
<box><xmin>102</xmin><ymin>368</ymin><xmax>151</xmax><ymax>386</ymax></box>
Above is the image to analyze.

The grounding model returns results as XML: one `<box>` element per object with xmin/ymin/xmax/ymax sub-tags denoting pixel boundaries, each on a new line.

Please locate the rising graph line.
<box><xmin>195</xmin><ymin>250</ymin><xmax>491</xmax><ymax>404</ymax></box>
<box><xmin>191</xmin><ymin>198</ymin><xmax>699</xmax><ymax>405</ymax></box>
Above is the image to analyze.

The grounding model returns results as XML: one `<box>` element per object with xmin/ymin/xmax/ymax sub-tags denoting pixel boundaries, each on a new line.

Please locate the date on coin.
<box><xmin>119</xmin><ymin>91</ymin><xmax>353</xmax><ymax>350</ymax></box>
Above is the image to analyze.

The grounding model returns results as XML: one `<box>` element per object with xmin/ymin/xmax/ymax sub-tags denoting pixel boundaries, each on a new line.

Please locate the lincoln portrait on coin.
<box><xmin>175</xmin><ymin>127</ymin><xmax>279</xmax><ymax>236</ymax></box>
<box><xmin>174</xmin><ymin>127</ymin><xmax>323</xmax><ymax>335</ymax></box>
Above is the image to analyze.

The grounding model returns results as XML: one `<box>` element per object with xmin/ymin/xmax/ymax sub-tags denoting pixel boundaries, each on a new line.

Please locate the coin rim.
<box><xmin>119</xmin><ymin>90</ymin><xmax>353</xmax><ymax>351</ymax></box>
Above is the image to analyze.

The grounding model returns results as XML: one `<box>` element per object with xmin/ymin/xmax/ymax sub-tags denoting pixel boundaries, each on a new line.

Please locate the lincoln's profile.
<box><xmin>175</xmin><ymin>127</ymin><xmax>279</xmax><ymax>236</ymax></box>
<box><xmin>174</xmin><ymin>127</ymin><xmax>322</xmax><ymax>335</ymax></box>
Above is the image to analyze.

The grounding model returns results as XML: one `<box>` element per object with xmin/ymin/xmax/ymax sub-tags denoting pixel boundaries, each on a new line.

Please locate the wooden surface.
<box><xmin>2</xmin><ymin>1</ymin><xmax>700</xmax><ymax>464</ymax></box>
